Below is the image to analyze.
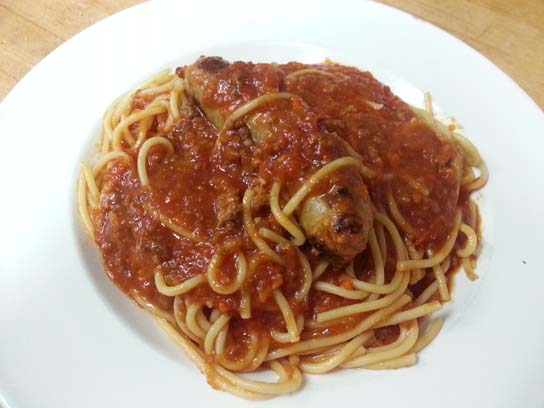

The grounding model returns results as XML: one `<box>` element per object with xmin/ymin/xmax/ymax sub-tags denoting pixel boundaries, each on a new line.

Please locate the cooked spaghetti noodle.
<box><xmin>78</xmin><ymin>57</ymin><xmax>486</xmax><ymax>399</ymax></box>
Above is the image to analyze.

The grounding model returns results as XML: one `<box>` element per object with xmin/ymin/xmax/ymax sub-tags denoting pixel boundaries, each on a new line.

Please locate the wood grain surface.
<box><xmin>0</xmin><ymin>0</ymin><xmax>542</xmax><ymax>109</ymax></box>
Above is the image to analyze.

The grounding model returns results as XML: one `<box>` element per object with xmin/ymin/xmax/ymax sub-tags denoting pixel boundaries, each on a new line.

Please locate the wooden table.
<box><xmin>0</xmin><ymin>0</ymin><xmax>543</xmax><ymax>109</ymax></box>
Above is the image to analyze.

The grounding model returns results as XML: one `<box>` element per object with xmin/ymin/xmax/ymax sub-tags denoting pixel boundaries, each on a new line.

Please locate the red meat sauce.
<box><xmin>91</xmin><ymin>60</ymin><xmax>474</xmax><ymax>348</ymax></box>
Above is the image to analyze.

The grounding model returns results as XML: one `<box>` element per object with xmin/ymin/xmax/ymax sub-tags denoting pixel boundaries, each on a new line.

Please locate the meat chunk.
<box><xmin>184</xmin><ymin>56</ymin><xmax>373</xmax><ymax>263</ymax></box>
<box><xmin>215</xmin><ymin>192</ymin><xmax>241</xmax><ymax>229</ymax></box>
<box><xmin>300</xmin><ymin>185</ymin><xmax>371</xmax><ymax>261</ymax></box>
<box><xmin>184</xmin><ymin>57</ymin><xmax>230</xmax><ymax>129</ymax></box>
<box><xmin>185</xmin><ymin>56</ymin><xmax>280</xmax><ymax>129</ymax></box>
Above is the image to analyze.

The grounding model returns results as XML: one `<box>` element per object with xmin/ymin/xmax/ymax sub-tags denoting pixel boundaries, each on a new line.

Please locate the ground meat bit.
<box><xmin>215</xmin><ymin>192</ymin><xmax>242</xmax><ymax>228</ymax></box>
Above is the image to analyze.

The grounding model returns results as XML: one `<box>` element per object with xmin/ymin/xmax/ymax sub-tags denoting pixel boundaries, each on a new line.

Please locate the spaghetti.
<box><xmin>78</xmin><ymin>57</ymin><xmax>486</xmax><ymax>399</ymax></box>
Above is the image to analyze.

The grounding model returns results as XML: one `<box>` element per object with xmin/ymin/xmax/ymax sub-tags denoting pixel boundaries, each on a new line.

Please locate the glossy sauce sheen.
<box><xmin>92</xmin><ymin>61</ymin><xmax>473</xmax><ymax>346</ymax></box>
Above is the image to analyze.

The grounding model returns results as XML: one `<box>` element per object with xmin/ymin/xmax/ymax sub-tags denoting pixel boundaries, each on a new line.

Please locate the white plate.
<box><xmin>1</xmin><ymin>1</ymin><xmax>543</xmax><ymax>407</ymax></box>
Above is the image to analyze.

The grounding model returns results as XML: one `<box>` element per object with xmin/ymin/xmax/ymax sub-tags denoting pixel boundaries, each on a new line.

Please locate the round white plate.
<box><xmin>1</xmin><ymin>1</ymin><xmax>543</xmax><ymax>407</ymax></box>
